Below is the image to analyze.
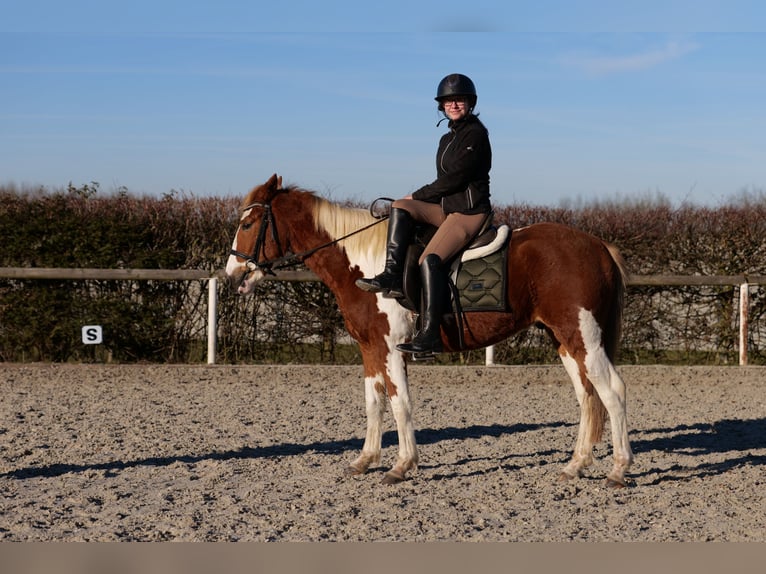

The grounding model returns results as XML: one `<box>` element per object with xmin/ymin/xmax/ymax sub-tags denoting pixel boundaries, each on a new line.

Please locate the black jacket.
<box><xmin>411</xmin><ymin>114</ymin><xmax>492</xmax><ymax>215</ymax></box>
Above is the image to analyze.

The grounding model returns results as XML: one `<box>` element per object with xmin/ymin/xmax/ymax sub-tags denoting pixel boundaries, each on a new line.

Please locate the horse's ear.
<box><xmin>265</xmin><ymin>173</ymin><xmax>280</xmax><ymax>190</ymax></box>
<box><xmin>262</xmin><ymin>173</ymin><xmax>285</xmax><ymax>201</ymax></box>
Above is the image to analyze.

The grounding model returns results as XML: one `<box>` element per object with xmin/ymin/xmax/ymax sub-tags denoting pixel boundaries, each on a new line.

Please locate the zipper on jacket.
<box><xmin>439</xmin><ymin>129</ymin><xmax>457</xmax><ymax>173</ymax></box>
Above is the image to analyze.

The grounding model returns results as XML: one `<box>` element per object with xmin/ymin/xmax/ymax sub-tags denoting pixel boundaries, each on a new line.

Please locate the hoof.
<box><xmin>605</xmin><ymin>477</ymin><xmax>627</xmax><ymax>489</ymax></box>
<box><xmin>381</xmin><ymin>470</ymin><xmax>405</xmax><ymax>485</ymax></box>
<box><xmin>557</xmin><ymin>471</ymin><xmax>577</xmax><ymax>483</ymax></box>
<box><xmin>344</xmin><ymin>465</ymin><xmax>366</xmax><ymax>477</ymax></box>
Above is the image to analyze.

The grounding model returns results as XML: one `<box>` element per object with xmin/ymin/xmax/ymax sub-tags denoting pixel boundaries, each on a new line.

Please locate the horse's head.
<box><xmin>225</xmin><ymin>174</ymin><xmax>289</xmax><ymax>294</ymax></box>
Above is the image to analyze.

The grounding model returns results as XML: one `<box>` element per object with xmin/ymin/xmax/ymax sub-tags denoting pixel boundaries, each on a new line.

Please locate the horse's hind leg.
<box><xmin>584</xmin><ymin>347</ymin><xmax>633</xmax><ymax>487</ymax></box>
<box><xmin>558</xmin><ymin>350</ymin><xmax>602</xmax><ymax>481</ymax></box>
<box><xmin>557</xmin><ymin>309</ymin><xmax>633</xmax><ymax>487</ymax></box>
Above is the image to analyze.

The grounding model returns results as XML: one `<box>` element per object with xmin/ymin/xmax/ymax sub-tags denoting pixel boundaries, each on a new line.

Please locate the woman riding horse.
<box><xmin>355</xmin><ymin>73</ymin><xmax>493</xmax><ymax>356</ymax></box>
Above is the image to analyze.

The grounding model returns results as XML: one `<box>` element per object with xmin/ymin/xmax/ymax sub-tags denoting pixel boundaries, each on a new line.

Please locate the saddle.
<box><xmin>399</xmin><ymin>213</ymin><xmax>511</xmax><ymax>314</ymax></box>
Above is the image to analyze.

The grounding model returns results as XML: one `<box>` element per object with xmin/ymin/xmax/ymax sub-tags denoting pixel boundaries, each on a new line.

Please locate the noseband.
<box><xmin>230</xmin><ymin>193</ymin><xmax>389</xmax><ymax>284</ymax></box>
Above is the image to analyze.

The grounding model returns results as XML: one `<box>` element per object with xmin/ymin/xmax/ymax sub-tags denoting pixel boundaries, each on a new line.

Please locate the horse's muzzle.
<box><xmin>230</xmin><ymin>265</ymin><xmax>263</xmax><ymax>295</ymax></box>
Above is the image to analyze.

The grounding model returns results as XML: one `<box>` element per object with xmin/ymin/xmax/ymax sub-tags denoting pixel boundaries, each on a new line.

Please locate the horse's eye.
<box><xmin>241</xmin><ymin>222</ymin><xmax>253</xmax><ymax>231</ymax></box>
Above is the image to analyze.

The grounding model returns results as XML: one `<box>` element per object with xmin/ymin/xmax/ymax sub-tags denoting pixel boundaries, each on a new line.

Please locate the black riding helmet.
<box><xmin>435</xmin><ymin>73</ymin><xmax>477</xmax><ymax>111</ymax></box>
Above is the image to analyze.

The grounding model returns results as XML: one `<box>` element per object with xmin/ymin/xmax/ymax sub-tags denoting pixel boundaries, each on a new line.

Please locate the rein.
<box><xmin>230</xmin><ymin>195</ymin><xmax>389</xmax><ymax>281</ymax></box>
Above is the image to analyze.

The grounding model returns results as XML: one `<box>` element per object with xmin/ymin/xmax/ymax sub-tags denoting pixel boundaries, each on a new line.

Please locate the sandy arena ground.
<box><xmin>1</xmin><ymin>363</ymin><xmax>764</xmax><ymax>541</ymax></box>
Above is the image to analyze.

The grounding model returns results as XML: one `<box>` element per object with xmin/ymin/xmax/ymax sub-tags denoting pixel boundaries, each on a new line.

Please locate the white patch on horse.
<box><xmin>382</xmin><ymin>300</ymin><xmax>413</xmax><ymax>344</ymax></box>
<box><xmin>559</xmin><ymin>351</ymin><xmax>586</xmax><ymax>402</ymax></box>
<box><xmin>578</xmin><ymin>307</ymin><xmax>603</xmax><ymax>359</ymax></box>
<box><xmin>224</xmin><ymin>237</ymin><xmax>243</xmax><ymax>279</ymax></box>
<box><xmin>340</xmin><ymin>230</ymin><xmax>412</xmax><ymax>344</ymax></box>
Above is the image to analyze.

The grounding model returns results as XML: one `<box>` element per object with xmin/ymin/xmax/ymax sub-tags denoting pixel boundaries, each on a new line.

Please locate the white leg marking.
<box><xmin>578</xmin><ymin>308</ymin><xmax>633</xmax><ymax>485</ymax></box>
<box><xmin>559</xmin><ymin>351</ymin><xmax>595</xmax><ymax>478</ymax></box>
<box><xmin>385</xmin><ymin>348</ymin><xmax>418</xmax><ymax>477</ymax></box>
<box><xmin>350</xmin><ymin>372</ymin><xmax>386</xmax><ymax>473</ymax></box>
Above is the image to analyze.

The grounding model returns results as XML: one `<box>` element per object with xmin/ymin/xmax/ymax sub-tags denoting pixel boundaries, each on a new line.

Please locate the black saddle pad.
<box><xmin>454</xmin><ymin>248</ymin><xmax>507</xmax><ymax>312</ymax></box>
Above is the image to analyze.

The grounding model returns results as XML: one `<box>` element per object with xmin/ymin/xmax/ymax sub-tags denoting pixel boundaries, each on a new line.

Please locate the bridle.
<box><xmin>229</xmin><ymin>193</ymin><xmax>389</xmax><ymax>284</ymax></box>
<box><xmin>229</xmin><ymin>199</ymin><xmax>284</xmax><ymax>278</ymax></box>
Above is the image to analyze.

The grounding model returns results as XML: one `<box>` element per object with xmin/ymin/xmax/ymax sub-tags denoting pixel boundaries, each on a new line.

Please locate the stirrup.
<box><xmin>396</xmin><ymin>339</ymin><xmax>443</xmax><ymax>355</ymax></box>
<box><xmin>355</xmin><ymin>277</ymin><xmax>383</xmax><ymax>293</ymax></box>
<box><xmin>355</xmin><ymin>273</ymin><xmax>402</xmax><ymax>296</ymax></box>
<box><xmin>382</xmin><ymin>285</ymin><xmax>405</xmax><ymax>299</ymax></box>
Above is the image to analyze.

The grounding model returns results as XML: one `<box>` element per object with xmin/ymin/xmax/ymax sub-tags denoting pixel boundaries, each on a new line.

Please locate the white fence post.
<box><xmin>485</xmin><ymin>345</ymin><xmax>495</xmax><ymax>366</ymax></box>
<box><xmin>207</xmin><ymin>277</ymin><xmax>218</xmax><ymax>364</ymax></box>
<box><xmin>739</xmin><ymin>282</ymin><xmax>749</xmax><ymax>366</ymax></box>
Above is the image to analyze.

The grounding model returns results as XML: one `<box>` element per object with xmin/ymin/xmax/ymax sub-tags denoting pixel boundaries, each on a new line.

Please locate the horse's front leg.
<box><xmin>346</xmin><ymin>349</ymin><xmax>418</xmax><ymax>483</ymax></box>
<box><xmin>381</xmin><ymin>350</ymin><xmax>418</xmax><ymax>484</ymax></box>
<box><xmin>345</xmin><ymin>372</ymin><xmax>387</xmax><ymax>477</ymax></box>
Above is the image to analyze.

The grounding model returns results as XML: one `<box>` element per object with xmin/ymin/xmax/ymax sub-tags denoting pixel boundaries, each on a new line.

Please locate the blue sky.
<box><xmin>2</xmin><ymin>1</ymin><xmax>765</xmax><ymax>207</ymax></box>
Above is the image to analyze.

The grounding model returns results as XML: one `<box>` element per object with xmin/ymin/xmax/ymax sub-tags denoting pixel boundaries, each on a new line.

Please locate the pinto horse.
<box><xmin>226</xmin><ymin>174</ymin><xmax>634</xmax><ymax>487</ymax></box>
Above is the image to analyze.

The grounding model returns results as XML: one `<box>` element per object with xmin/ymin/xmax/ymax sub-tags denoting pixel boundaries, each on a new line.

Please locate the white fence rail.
<box><xmin>1</xmin><ymin>268</ymin><xmax>764</xmax><ymax>366</ymax></box>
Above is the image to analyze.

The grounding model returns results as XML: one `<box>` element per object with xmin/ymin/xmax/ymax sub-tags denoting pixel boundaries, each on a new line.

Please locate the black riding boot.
<box><xmin>355</xmin><ymin>207</ymin><xmax>413</xmax><ymax>299</ymax></box>
<box><xmin>396</xmin><ymin>254</ymin><xmax>447</xmax><ymax>355</ymax></box>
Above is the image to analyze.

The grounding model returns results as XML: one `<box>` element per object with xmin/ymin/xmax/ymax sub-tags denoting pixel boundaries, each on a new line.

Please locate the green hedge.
<box><xmin>1</xmin><ymin>183</ymin><xmax>764</xmax><ymax>364</ymax></box>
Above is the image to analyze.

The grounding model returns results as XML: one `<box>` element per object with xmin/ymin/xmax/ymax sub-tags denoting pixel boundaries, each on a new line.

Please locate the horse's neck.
<box><xmin>299</xmin><ymin>200</ymin><xmax>384</xmax><ymax>284</ymax></box>
<box><xmin>302</xmin><ymin>242</ymin><xmax>361</xmax><ymax>297</ymax></box>
<box><xmin>293</xmin><ymin>207</ymin><xmax>381</xmax><ymax>303</ymax></box>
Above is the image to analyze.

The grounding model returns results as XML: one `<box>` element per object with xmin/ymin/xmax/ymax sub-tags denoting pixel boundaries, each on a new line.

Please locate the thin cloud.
<box><xmin>564</xmin><ymin>40</ymin><xmax>699</xmax><ymax>75</ymax></box>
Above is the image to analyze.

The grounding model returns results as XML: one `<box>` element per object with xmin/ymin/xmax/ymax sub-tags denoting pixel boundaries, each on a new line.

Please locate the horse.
<box><xmin>225</xmin><ymin>174</ymin><xmax>634</xmax><ymax>488</ymax></box>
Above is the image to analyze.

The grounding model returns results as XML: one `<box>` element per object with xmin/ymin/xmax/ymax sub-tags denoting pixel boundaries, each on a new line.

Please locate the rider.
<box><xmin>356</xmin><ymin>73</ymin><xmax>492</xmax><ymax>355</ymax></box>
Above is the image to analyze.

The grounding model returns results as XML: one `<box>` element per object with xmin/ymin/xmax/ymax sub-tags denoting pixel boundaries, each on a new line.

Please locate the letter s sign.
<box><xmin>82</xmin><ymin>325</ymin><xmax>103</xmax><ymax>345</ymax></box>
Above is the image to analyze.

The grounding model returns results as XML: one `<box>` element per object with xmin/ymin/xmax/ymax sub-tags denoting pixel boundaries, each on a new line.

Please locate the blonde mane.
<box><xmin>312</xmin><ymin>196</ymin><xmax>387</xmax><ymax>260</ymax></box>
